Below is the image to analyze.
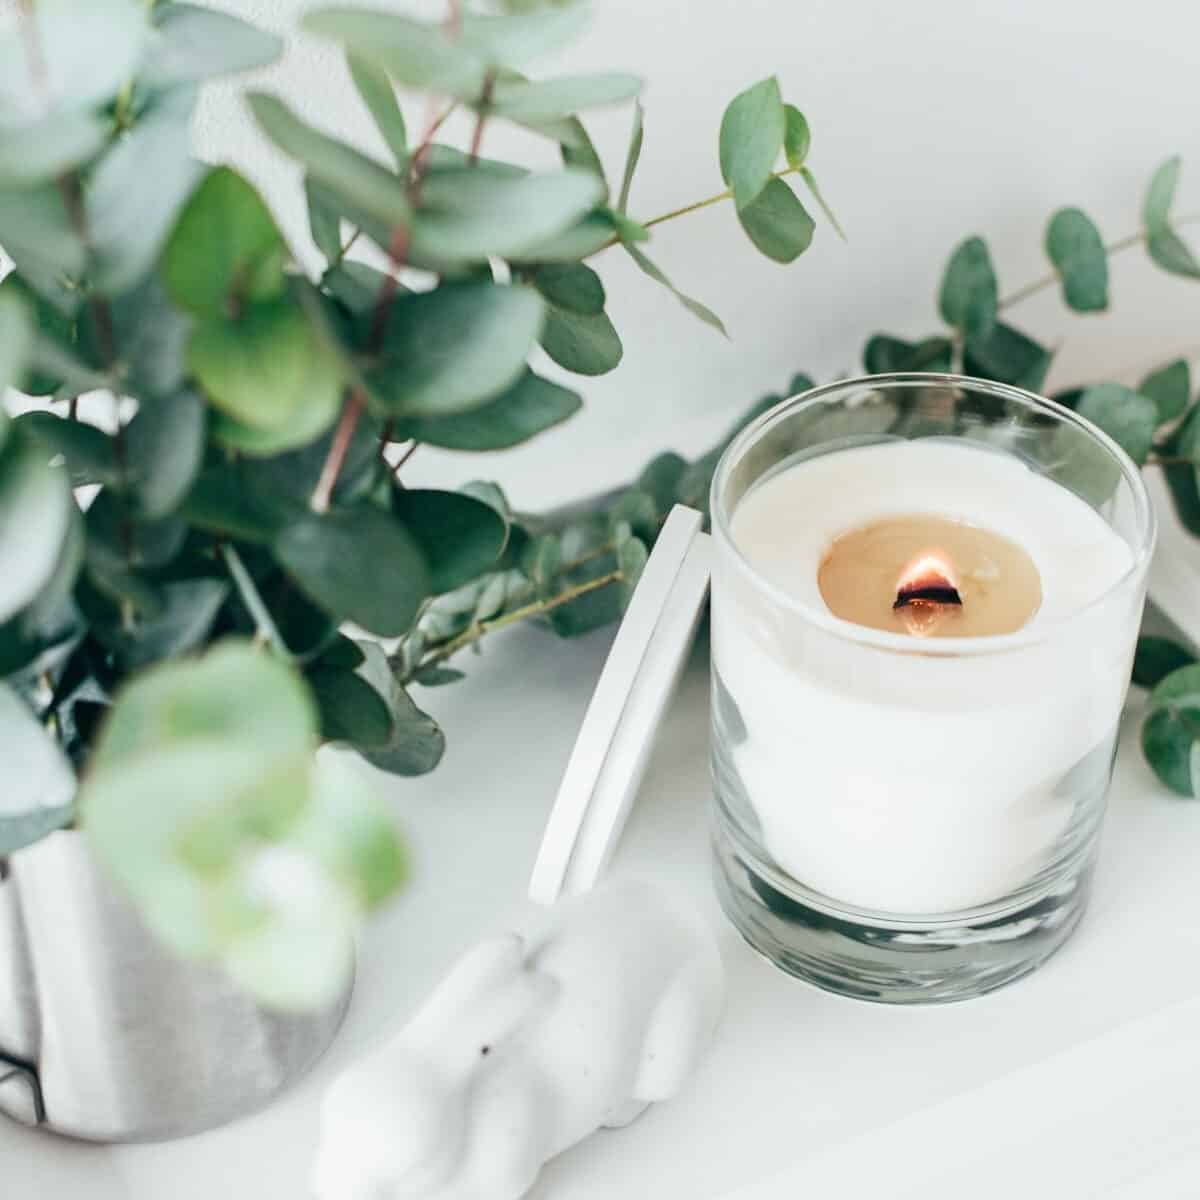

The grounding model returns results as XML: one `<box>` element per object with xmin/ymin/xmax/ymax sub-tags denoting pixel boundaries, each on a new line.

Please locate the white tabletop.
<box><xmin>6</xmin><ymin>620</ymin><xmax>1200</xmax><ymax>1200</ymax></box>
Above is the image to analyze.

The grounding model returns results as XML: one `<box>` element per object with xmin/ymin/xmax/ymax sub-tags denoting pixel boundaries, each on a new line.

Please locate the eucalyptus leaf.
<box><xmin>719</xmin><ymin>76</ymin><xmax>785</xmax><ymax>209</ymax></box>
<box><xmin>141</xmin><ymin>3</ymin><xmax>284</xmax><ymax>89</ymax></box>
<box><xmin>0</xmin><ymin>431</ymin><xmax>74</xmax><ymax>625</ymax></box>
<box><xmin>540</xmin><ymin>304</ymin><xmax>622</xmax><ymax>375</ymax></box>
<box><xmin>618</xmin><ymin>102</ymin><xmax>644</xmax><ymax>212</ymax></box>
<box><xmin>1142</xmin><ymin>663</ymin><xmax>1200</xmax><ymax>796</ymax></box>
<box><xmin>308</xmin><ymin>666</ymin><xmax>394</xmax><ymax>749</ymax></box>
<box><xmin>86</xmin><ymin>492</ymin><xmax>187</xmax><ymax>574</ymax></box>
<box><xmin>1144</xmin><ymin>156</ymin><xmax>1181</xmax><ymax>235</ymax></box>
<box><xmin>1076</xmin><ymin>383</ymin><xmax>1157</xmax><ymax>466</ymax></box>
<box><xmin>0</xmin><ymin>111</ymin><xmax>108</xmax><ymax>187</ymax></box>
<box><xmin>347</xmin><ymin>52</ymin><xmax>408</xmax><ymax>168</ymax></box>
<box><xmin>0</xmin><ymin>685</ymin><xmax>74</xmax><ymax>856</ymax></box>
<box><xmin>399</xmin><ymin>370</ymin><xmax>581</xmax><ymax>451</ymax></box>
<box><xmin>783</xmin><ymin>105</ymin><xmax>810</xmax><ymax>169</ymax></box>
<box><xmin>508</xmin><ymin>209</ymin><xmax>619</xmax><ymax>262</ymax></box>
<box><xmin>1148</xmin><ymin>228</ymin><xmax>1200</xmax><ymax>280</ymax></box>
<box><xmin>302</xmin><ymin>8</ymin><xmax>488</xmax><ymax>97</ymax></box>
<box><xmin>736</xmin><ymin>177</ymin><xmax>815</xmax><ymax>263</ymax></box>
<box><xmin>1139</xmin><ymin>360</ymin><xmax>1190</xmax><ymax>424</ymax></box>
<box><xmin>1133</xmin><ymin>636</ymin><xmax>1196</xmax><ymax>689</ymax></box>
<box><xmin>87</xmin><ymin>90</ymin><xmax>204</xmax><ymax>295</ymax></box>
<box><xmin>15</xmin><ymin>411</ymin><xmax>117</xmax><ymax>486</ymax></box>
<box><xmin>616</xmin><ymin>532</ymin><xmax>648</xmax><ymax>608</ymax></box>
<box><xmin>124</xmin><ymin>391</ymin><xmax>207</xmax><ymax>518</ymax></box>
<box><xmin>625</xmin><ymin>245</ymin><xmax>726</xmax><ymax>333</ymax></box>
<box><xmin>249</xmin><ymin>93</ymin><xmax>410</xmax><ymax>232</ymax></box>
<box><xmin>799</xmin><ymin>167</ymin><xmax>845</xmax><ymax>240</ymax></box>
<box><xmin>163</xmin><ymin>167</ymin><xmax>287</xmax><ymax>319</ymax></box>
<box><xmin>94</xmin><ymin>578</ymin><xmax>229</xmax><ymax>671</ymax></box>
<box><xmin>0</xmin><ymin>184</ymin><xmax>86</xmax><ymax>312</ymax></box>
<box><xmin>412</xmin><ymin>167</ymin><xmax>602</xmax><ymax>261</ymax></box>
<box><xmin>488</xmin><ymin>74</ymin><xmax>642</xmax><ymax>123</ymax></box>
<box><xmin>180</xmin><ymin>464</ymin><xmax>294</xmax><ymax>544</ymax></box>
<box><xmin>0</xmin><ymin>0</ymin><xmax>147</xmax><ymax>113</ymax></box>
<box><xmin>274</xmin><ymin>507</ymin><xmax>431</xmax><ymax>637</ymax></box>
<box><xmin>307</xmin><ymin>177</ymin><xmax>344</xmax><ymax>263</ymax></box>
<box><xmin>0</xmin><ymin>288</ymin><xmax>34</xmax><ymax>394</ymax></box>
<box><xmin>355</xmin><ymin>641</ymin><xmax>445</xmax><ymax>776</ymax></box>
<box><xmin>938</xmin><ymin>235</ymin><xmax>998</xmax><ymax>340</ymax></box>
<box><xmin>963</xmin><ymin>321</ymin><xmax>1051</xmax><ymax>391</ymax></box>
<box><xmin>863</xmin><ymin>334</ymin><xmax>952</xmax><ymax>374</ymax></box>
<box><xmin>1045</xmin><ymin>207</ymin><xmax>1108</xmax><ymax>312</ymax></box>
<box><xmin>457</xmin><ymin>5</ymin><xmax>591</xmax><ymax>65</ymax></box>
<box><xmin>187</xmin><ymin>299</ymin><xmax>342</xmax><ymax>437</ymax></box>
<box><xmin>369</xmin><ymin>282</ymin><xmax>544</xmax><ymax>417</ymax></box>
<box><xmin>529</xmin><ymin>262</ymin><xmax>604</xmax><ymax>315</ymax></box>
<box><xmin>393</xmin><ymin>488</ymin><xmax>509</xmax><ymax>594</ymax></box>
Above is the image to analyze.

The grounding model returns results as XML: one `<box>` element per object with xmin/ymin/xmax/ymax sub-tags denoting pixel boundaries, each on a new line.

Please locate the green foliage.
<box><xmin>1133</xmin><ymin>636</ymin><xmax>1197</xmax><ymax>689</ymax></box>
<box><xmin>1076</xmin><ymin>383</ymin><xmax>1157</xmax><ymax>466</ymax></box>
<box><xmin>1143</xmin><ymin>156</ymin><xmax>1200</xmax><ymax>278</ymax></box>
<box><xmin>1045</xmin><ymin>208</ymin><xmax>1108</xmax><ymax>312</ymax></box>
<box><xmin>939</xmin><ymin>236</ymin><xmax>998</xmax><ymax>339</ymax></box>
<box><xmin>1139</xmin><ymin>360</ymin><xmax>1190</xmax><ymax>424</ymax></box>
<box><xmin>0</xmin><ymin>0</ymin><xmax>839</xmax><ymax>1009</ymax></box>
<box><xmin>1142</xmin><ymin>663</ymin><xmax>1200</xmax><ymax>796</ymax></box>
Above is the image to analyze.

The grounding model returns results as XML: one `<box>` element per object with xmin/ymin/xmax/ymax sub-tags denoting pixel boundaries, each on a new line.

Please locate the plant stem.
<box><xmin>390</xmin><ymin>439</ymin><xmax>419</xmax><ymax>477</ymax></box>
<box><xmin>408</xmin><ymin>569</ymin><xmax>625</xmax><ymax>678</ymax></box>
<box><xmin>644</xmin><ymin>166</ymin><xmax>802</xmax><ymax>234</ymax></box>
<box><xmin>311</xmin><ymin>389</ymin><xmax>366</xmax><ymax>514</ymax></box>
<box><xmin>468</xmin><ymin>73</ymin><xmax>495</xmax><ymax>166</ymax></box>
<box><xmin>999</xmin><ymin>213</ymin><xmax>1200</xmax><ymax>310</ymax></box>
<box><xmin>220</xmin><ymin>543</ymin><xmax>291</xmax><ymax>657</ymax></box>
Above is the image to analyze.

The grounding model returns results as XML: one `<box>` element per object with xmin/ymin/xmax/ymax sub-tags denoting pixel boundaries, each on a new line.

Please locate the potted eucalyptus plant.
<box><xmin>0</xmin><ymin>0</ymin><xmax>840</xmax><ymax>1139</ymax></box>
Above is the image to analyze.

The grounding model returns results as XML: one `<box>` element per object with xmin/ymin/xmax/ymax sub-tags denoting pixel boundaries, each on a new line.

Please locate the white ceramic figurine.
<box><xmin>312</xmin><ymin>880</ymin><xmax>724</xmax><ymax>1200</ymax></box>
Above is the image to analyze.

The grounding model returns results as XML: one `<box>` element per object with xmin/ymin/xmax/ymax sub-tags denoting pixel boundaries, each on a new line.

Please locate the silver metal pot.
<box><xmin>0</xmin><ymin>831</ymin><xmax>351</xmax><ymax>1142</ymax></box>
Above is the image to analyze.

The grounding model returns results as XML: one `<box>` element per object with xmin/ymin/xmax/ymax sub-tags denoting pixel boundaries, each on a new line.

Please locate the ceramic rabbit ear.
<box><xmin>528</xmin><ymin>505</ymin><xmax>712</xmax><ymax>906</ymax></box>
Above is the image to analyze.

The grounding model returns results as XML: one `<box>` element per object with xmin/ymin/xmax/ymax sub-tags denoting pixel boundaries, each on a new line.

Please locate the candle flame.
<box><xmin>893</xmin><ymin>549</ymin><xmax>962</xmax><ymax>636</ymax></box>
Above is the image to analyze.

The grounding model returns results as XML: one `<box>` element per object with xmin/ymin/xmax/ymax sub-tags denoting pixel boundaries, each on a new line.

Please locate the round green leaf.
<box><xmin>354</xmin><ymin>641</ymin><xmax>445</xmax><ymax>776</ymax></box>
<box><xmin>124</xmin><ymin>391</ymin><xmax>207</xmax><ymax>518</ymax></box>
<box><xmin>188</xmin><ymin>299</ymin><xmax>342</xmax><ymax>435</ymax></box>
<box><xmin>163</xmin><ymin>167</ymin><xmax>287</xmax><ymax>319</ymax></box>
<box><xmin>735</xmin><ymin>177</ymin><xmax>815</xmax><ymax>263</ymax></box>
<box><xmin>1142</xmin><ymin>663</ymin><xmax>1200</xmax><ymax>795</ymax></box>
<box><xmin>938</xmin><ymin>235</ymin><xmax>998</xmax><ymax>340</ymax></box>
<box><xmin>457</xmin><ymin>5</ymin><xmax>590</xmax><ymax>66</ymax></box>
<box><xmin>0</xmin><ymin>431</ymin><xmax>74</xmax><ymax>625</ymax></box>
<box><xmin>308</xmin><ymin>666</ymin><xmax>394</xmax><ymax>748</ymax></box>
<box><xmin>530</xmin><ymin>262</ymin><xmax>605</xmax><ymax>315</ymax></box>
<box><xmin>400</xmin><ymin>369</ymin><xmax>581</xmax><ymax>451</ymax></box>
<box><xmin>1076</xmin><ymin>383</ymin><xmax>1158</xmax><ymax>466</ymax></box>
<box><xmin>0</xmin><ymin>276</ymin><xmax>61</xmax><ymax>396</ymax></box>
<box><xmin>1139</xmin><ymin>360</ymin><xmax>1191</xmax><ymax>424</ymax></box>
<box><xmin>369</xmin><ymin>282</ymin><xmax>545</xmax><ymax>417</ymax></box>
<box><xmin>540</xmin><ymin>304</ymin><xmax>622</xmax><ymax>376</ymax></box>
<box><xmin>0</xmin><ymin>685</ymin><xmax>74</xmax><ymax>857</ymax></box>
<box><xmin>413</xmin><ymin>167</ymin><xmax>603</xmax><ymax>261</ymax></box>
<box><xmin>274</xmin><ymin>507</ymin><xmax>432</xmax><ymax>637</ymax></box>
<box><xmin>1045</xmin><ymin>207</ymin><xmax>1109</xmax><ymax>313</ymax></box>
<box><xmin>719</xmin><ymin>76</ymin><xmax>785</xmax><ymax>209</ymax></box>
<box><xmin>393</xmin><ymin>488</ymin><xmax>509</xmax><ymax>593</ymax></box>
<box><xmin>963</xmin><ymin>322</ymin><xmax>1051</xmax><ymax>391</ymax></box>
<box><xmin>1133</xmin><ymin>636</ymin><xmax>1197</xmax><ymax>689</ymax></box>
<box><xmin>16</xmin><ymin>411</ymin><xmax>117</xmax><ymax>486</ymax></box>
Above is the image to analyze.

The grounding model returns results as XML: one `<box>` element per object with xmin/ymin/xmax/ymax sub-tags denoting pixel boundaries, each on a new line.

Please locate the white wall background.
<box><xmin>196</xmin><ymin>0</ymin><xmax>1200</xmax><ymax>510</ymax></box>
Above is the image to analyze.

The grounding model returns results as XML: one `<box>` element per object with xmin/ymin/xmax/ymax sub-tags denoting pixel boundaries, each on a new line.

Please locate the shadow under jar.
<box><xmin>709</xmin><ymin>373</ymin><xmax>1155</xmax><ymax>1004</ymax></box>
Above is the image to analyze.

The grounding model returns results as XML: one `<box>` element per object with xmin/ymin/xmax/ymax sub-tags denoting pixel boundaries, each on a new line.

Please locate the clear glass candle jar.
<box><xmin>709</xmin><ymin>373</ymin><xmax>1155</xmax><ymax>1004</ymax></box>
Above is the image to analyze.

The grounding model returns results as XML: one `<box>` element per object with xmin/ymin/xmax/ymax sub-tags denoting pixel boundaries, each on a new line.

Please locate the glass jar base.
<box><xmin>713</xmin><ymin>823</ymin><xmax>1092</xmax><ymax>1005</ymax></box>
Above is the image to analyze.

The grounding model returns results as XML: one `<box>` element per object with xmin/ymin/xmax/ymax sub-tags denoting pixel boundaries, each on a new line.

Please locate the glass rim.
<box><xmin>709</xmin><ymin>371</ymin><xmax>1157</xmax><ymax>658</ymax></box>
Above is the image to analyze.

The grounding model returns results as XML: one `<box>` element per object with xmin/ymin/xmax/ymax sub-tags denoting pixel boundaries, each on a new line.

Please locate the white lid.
<box><xmin>528</xmin><ymin>505</ymin><xmax>712</xmax><ymax>906</ymax></box>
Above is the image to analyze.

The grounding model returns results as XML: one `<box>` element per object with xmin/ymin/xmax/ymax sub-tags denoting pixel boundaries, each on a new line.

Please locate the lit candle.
<box><xmin>714</xmin><ymin>438</ymin><xmax>1141</xmax><ymax>915</ymax></box>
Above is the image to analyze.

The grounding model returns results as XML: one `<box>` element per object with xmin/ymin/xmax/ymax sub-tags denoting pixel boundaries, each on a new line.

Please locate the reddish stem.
<box><xmin>310</xmin><ymin>391</ymin><xmax>367</xmax><ymax>515</ymax></box>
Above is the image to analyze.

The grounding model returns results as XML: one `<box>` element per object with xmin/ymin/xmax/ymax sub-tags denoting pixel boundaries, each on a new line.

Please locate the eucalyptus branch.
<box><xmin>597</xmin><ymin>165</ymin><xmax>805</xmax><ymax>251</ymax></box>
<box><xmin>220</xmin><ymin>543</ymin><xmax>291</xmax><ymax>658</ymax></box>
<box><xmin>999</xmin><ymin>212</ymin><xmax>1200</xmax><ymax>310</ymax></box>
<box><xmin>405</xmin><ymin>569</ymin><xmax>625</xmax><ymax>680</ymax></box>
<box><xmin>468</xmin><ymin>73</ymin><xmax>495</xmax><ymax>166</ymax></box>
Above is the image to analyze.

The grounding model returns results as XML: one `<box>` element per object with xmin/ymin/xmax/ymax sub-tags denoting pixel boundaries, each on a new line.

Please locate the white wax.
<box><xmin>713</xmin><ymin>439</ymin><xmax>1142</xmax><ymax>914</ymax></box>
